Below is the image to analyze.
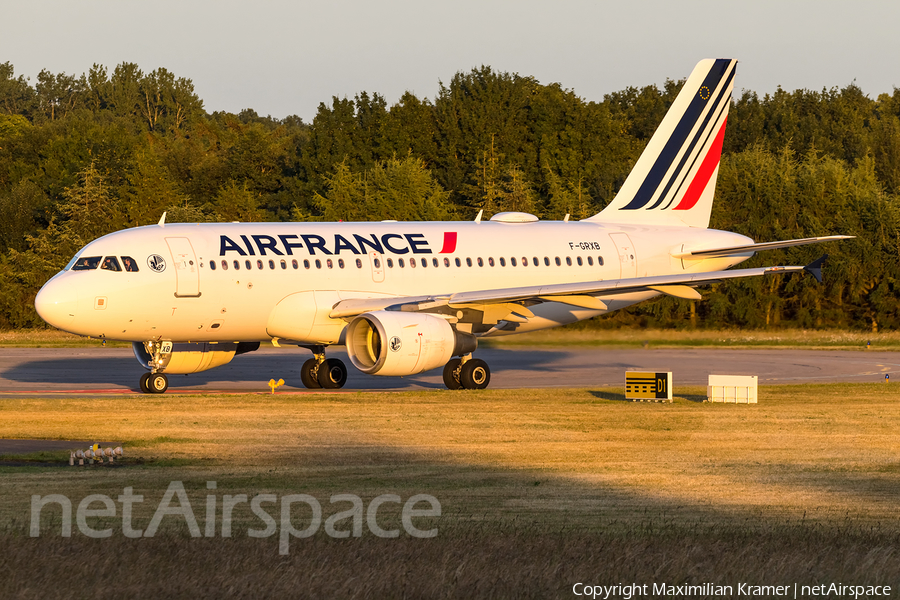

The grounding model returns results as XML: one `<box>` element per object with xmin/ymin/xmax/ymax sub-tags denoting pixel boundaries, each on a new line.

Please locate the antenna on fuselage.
<box><xmin>158</xmin><ymin>212</ymin><xmax>167</xmax><ymax>227</ymax></box>
<box><xmin>475</xmin><ymin>209</ymin><xmax>483</xmax><ymax>224</ymax></box>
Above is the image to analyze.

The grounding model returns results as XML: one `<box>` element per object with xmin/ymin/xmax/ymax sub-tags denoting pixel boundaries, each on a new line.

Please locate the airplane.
<box><xmin>34</xmin><ymin>59</ymin><xmax>851</xmax><ymax>393</ymax></box>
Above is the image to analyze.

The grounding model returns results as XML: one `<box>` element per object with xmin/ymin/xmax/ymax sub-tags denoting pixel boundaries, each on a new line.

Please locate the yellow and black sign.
<box><xmin>625</xmin><ymin>371</ymin><xmax>673</xmax><ymax>400</ymax></box>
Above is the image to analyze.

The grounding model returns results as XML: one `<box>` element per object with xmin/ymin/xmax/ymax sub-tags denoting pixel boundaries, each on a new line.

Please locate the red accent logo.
<box><xmin>439</xmin><ymin>232</ymin><xmax>457</xmax><ymax>253</ymax></box>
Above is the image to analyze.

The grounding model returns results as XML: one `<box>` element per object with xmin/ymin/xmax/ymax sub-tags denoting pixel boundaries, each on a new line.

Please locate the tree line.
<box><xmin>1</xmin><ymin>61</ymin><xmax>898</xmax><ymax>331</ymax></box>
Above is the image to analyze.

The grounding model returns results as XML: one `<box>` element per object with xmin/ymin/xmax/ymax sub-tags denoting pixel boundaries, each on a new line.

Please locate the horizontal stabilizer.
<box><xmin>672</xmin><ymin>235</ymin><xmax>854</xmax><ymax>259</ymax></box>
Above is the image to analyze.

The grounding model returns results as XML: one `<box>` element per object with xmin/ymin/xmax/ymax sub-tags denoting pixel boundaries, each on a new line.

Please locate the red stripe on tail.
<box><xmin>673</xmin><ymin>117</ymin><xmax>728</xmax><ymax>211</ymax></box>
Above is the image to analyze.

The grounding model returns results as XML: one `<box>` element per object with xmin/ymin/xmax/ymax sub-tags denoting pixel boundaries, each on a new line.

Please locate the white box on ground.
<box><xmin>707</xmin><ymin>375</ymin><xmax>758</xmax><ymax>403</ymax></box>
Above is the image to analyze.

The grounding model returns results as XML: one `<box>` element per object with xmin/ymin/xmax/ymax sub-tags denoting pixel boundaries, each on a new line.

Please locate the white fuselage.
<box><xmin>36</xmin><ymin>219</ymin><xmax>752</xmax><ymax>344</ymax></box>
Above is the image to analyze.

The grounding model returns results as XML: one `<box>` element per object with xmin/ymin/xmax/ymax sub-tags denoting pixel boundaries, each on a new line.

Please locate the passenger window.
<box><xmin>555</xmin><ymin>257</ymin><xmax>561</xmax><ymax>266</ymax></box>
<box><xmin>327</xmin><ymin>259</ymin><xmax>333</xmax><ymax>269</ymax></box>
<box><xmin>587</xmin><ymin>256</ymin><xmax>594</xmax><ymax>266</ymax></box>
<box><xmin>544</xmin><ymin>257</ymin><xmax>550</xmax><ymax>266</ymax></box>
<box><xmin>477</xmin><ymin>257</ymin><xmax>483</xmax><ymax>267</ymax></box>
<box><xmin>500</xmin><ymin>257</ymin><xmax>506</xmax><ymax>267</ymax></box>
<box><xmin>245</xmin><ymin>260</ymin><xmax>252</xmax><ymax>270</ymax></box>
<box><xmin>488</xmin><ymin>257</ymin><xmax>495</xmax><ymax>267</ymax></box>
<box><xmin>72</xmin><ymin>256</ymin><xmax>102</xmax><ymax>271</ymax></box>
<box><xmin>399</xmin><ymin>258</ymin><xmax>405</xmax><ymax>268</ymax></box>
<box><xmin>598</xmin><ymin>256</ymin><xmax>604</xmax><ymax>266</ymax></box>
<box><xmin>356</xmin><ymin>258</ymin><xmax>362</xmax><ymax>268</ymax></box>
<box><xmin>121</xmin><ymin>256</ymin><xmax>139</xmax><ymax>272</ymax></box>
<box><xmin>304</xmin><ymin>260</ymin><xmax>310</xmax><ymax>269</ymax></box>
<box><xmin>465</xmin><ymin>257</ymin><xmax>472</xmax><ymax>267</ymax></box>
<box><xmin>268</xmin><ymin>260</ymin><xmax>275</xmax><ymax>269</ymax></box>
<box><xmin>443</xmin><ymin>258</ymin><xmax>450</xmax><ymax>267</ymax></box>
<box><xmin>577</xmin><ymin>256</ymin><xmax>583</xmax><ymax>266</ymax></box>
<box><xmin>374</xmin><ymin>258</ymin><xmax>381</xmax><ymax>268</ymax></box>
<box><xmin>387</xmin><ymin>258</ymin><xmax>393</xmax><ymax>268</ymax></box>
<box><xmin>433</xmin><ymin>258</ymin><xmax>439</xmax><ymax>267</ymax></box>
<box><xmin>234</xmin><ymin>260</ymin><xmax>240</xmax><ymax>270</ymax></box>
<box><xmin>280</xmin><ymin>260</ymin><xmax>287</xmax><ymax>269</ymax></box>
<box><xmin>210</xmin><ymin>261</ymin><xmax>216</xmax><ymax>271</ymax></box>
<box><xmin>338</xmin><ymin>258</ymin><xmax>345</xmax><ymax>269</ymax></box>
<box><xmin>315</xmin><ymin>259</ymin><xmax>322</xmax><ymax>269</ymax></box>
<box><xmin>221</xmin><ymin>260</ymin><xmax>228</xmax><ymax>271</ymax></box>
<box><xmin>257</xmin><ymin>259</ymin><xmax>263</xmax><ymax>270</ymax></box>
<box><xmin>455</xmin><ymin>258</ymin><xmax>462</xmax><ymax>267</ymax></box>
<box><xmin>292</xmin><ymin>259</ymin><xmax>298</xmax><ymax>269</ymax></box>
<box><xmin>409</xmin><ymin>258</ymin><xmax>416</xmax><ymax>268</ymax></box>
<box><xmin>521</xmin><ymin>257</ymin><xmax>528</xmax><ymax>266</ymax></box>
<box><xmin>533</xmin><ymin>256</ymin><xmax>538</xmax><ymax>266</ymax></box>
<box><xmin>511</xmin><ymin>257</ymin><xmax>517</xmax><ymax>267</ymax></box>
<box><xmin>566</xmin><ymin>257</ymin><xmax>572</xmax><ymax>266</ymax></box>
<box><xmin>421</xmin><ymin>258</ymin><xmax>427</xmax><ymax>267</ymax></box>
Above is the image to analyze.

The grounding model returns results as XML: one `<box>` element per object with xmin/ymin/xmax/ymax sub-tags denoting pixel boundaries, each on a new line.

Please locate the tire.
<box><xmin>148</xmin><ymin>373</ymin><xmax>168</xmax><ymax>394</ymax></box>
<box><xmin>139</xmin><ymin>372</ymin><xmax>151</xmax><ymax>393</ymax></box>
<box><xmin>459</xmin><ymin>359</ymin><xmax>490</xmax><ymax>390</ymax></box>
<box><xmin>442</xmin><ymin>358</ymin><xmax>463</xmax><ymax>390</ymax></box>
<box><xmin>317</xmin><ymin>358</ymin><xmax>348</xmax><ymax>389</ymax></box>
<box><xmin>301</xmin><ymin>358</ymin><xmax>322</xmax><ymax>389</ymax></box>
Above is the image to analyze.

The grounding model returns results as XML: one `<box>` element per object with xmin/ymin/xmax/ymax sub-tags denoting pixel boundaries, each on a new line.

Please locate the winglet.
<box><xmin>804</xmin><ymin>254</ymin><xmax>828</xmax><ymax>283</ymax></box>
<box><xmin>158</xmin><ymin>211</ymin><xmax>167</xmax><ymax>227</ymax></box>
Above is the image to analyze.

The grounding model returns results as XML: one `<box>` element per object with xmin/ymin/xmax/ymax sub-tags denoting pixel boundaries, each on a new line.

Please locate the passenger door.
<box><xmin>165</xmin><ymin>237</ymin><xmax>201</xmax><ymax>297</ymax></box>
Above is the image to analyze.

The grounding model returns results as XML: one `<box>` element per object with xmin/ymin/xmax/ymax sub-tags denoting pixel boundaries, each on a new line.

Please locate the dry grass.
<box><xmin>2</xmin><ymin>385</ymin><xmax>900</xmax><ymax>597</ymax></box>
<box><xmin>5</xmin><ymin>327</ymin><xmax>900</xmax><ymax>350</ymax></box>
<box><xmin>483</xmin><ymin>328</ymin><xmax>900</xmax><ymax>350</ymax></box>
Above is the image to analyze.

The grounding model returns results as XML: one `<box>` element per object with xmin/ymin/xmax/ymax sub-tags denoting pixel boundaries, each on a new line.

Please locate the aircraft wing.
<box><xmin>671</xmin><ymin>235</ymin><xmax>853</xmax><ymax>259</ymax></box>
<box><xmin>330</xmin><ymin>256</ymin><xmax>827</xmax><ymax>319</ymax></box>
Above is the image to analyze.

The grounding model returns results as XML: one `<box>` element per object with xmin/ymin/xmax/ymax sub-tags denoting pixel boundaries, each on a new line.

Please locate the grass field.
<box><xmin>4</xmin><ymin>327</ymin><xmax>900</xmax><ymax>351</ymax></box>
<box><xmin>2</xmin><ymin>384</ymin><xmax>900</xmax><ymax>598</ymax></box>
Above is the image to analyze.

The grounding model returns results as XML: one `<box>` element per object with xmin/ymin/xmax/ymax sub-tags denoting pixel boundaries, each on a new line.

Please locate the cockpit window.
<box><xmin>101</xmin><ymin>256</ymin><xmax>122</xmax><ymax>272</ymax></box>
<box><xmin>71</xmin><ymin>256</ymin><xmax>102</xmax><ymax>271</ymax></box>
<box><xmin>121</xmin><ymin>256</ymin><xmax>139</xmax><ymax>272</ymax></box>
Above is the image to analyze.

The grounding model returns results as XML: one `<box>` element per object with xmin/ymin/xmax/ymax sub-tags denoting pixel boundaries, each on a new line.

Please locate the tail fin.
<box><xmin>588</xmin><ymin>58</ymin><xmax>737</xmax><ymax>228</ymax></box>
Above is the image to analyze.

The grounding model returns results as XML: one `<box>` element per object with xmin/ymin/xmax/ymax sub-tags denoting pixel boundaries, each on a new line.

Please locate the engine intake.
<box><xmin>346</xmin><ymin>311</ymin><xmax>476</xmax><ymax>376</ymax></box>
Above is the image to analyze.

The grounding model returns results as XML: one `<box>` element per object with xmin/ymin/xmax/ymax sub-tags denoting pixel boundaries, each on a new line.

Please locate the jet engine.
<box><xmin>132</xmin><ymin>341</ymin><xmax>260</xmax><ymax>374</ymax></box>
<box><xmin>346</xmin><ymin>311</ymin><xmax>476</xmax><ymax>376</ymax></box>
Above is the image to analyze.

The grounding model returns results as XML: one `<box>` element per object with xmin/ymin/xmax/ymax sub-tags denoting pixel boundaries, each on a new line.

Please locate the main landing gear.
<box><xmin>300</xmin><ymin>345</ymin><xmax>348</xmax><ymax>389</ymax></box>
<box><xmin>442</xmin><ymin>354</ymin><xmax>491</xmax><ymax>390</ymax></box>
<box><xmin>139</xmin><ymin>372</ymin><xmax>169</xmax><ymax>394</ymax></box>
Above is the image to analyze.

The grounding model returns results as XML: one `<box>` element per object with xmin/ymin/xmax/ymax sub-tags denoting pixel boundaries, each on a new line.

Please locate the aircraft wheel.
<box><xmin>442</xmin><ymin>359</ymin><xmax>463</xmax><ymax>390</ymax></box>
<box><xmin>317</xmin><ymin>358</ymin><xmax>348</xmax><ymax>389</ymax></box>
<box><xmin>459</xmin><ymin>359</ymin><xmax>490</xmax><ymax>390</ymax></box>
<box><xmin>139</xmin><ymin>372</ymin><xmax>151</xmax><ymax>393</ymax></box>
<box><xmin>300</xmin><ymin>359</ymin><xmax>322</xmax><ymax>389</ymax></box>
<box><xmin>148</xmin><ymin>373</ymin><xmax>169</xmax><ymax>394</ymax></box>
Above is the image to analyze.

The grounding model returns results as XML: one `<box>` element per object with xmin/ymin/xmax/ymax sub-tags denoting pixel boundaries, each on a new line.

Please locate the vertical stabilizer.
<box><xmin>588</xmin><ymin>59</ymin><xmax>736</xmax><ymax>228</ymax></box>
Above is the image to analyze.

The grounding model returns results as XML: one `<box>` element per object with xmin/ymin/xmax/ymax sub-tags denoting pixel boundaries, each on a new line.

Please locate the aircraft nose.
<box><xmin>34</xmin><ymin>276</ymin><xmax>78</xmax><ymax>330</ymax></box>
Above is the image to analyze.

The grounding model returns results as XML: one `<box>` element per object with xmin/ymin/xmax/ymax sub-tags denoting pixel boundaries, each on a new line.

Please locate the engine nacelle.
<box><xmin>346</xmin><ymin>311</ymin><xmax>476</xmax><ymax>376</ymax></box>
<box><xmin>132</xmin><ymin>341</ymin><xmax>259</xmax><ymax>374</ymax></box>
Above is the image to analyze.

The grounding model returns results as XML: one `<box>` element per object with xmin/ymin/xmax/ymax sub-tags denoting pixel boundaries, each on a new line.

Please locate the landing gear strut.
<box><xmin>137</xmin><ymin>341</ymin><xmax>171</xmax><ymax>394</ymax></box>
<box><xmin>300</xmin><ymin>346</ymin><xmax>348</xmax><ymax>389</ymax></box>
<box><xmin>443</xmin><ymin>354</ymin><xmax>491</xmax><ymax>390</ymax></box>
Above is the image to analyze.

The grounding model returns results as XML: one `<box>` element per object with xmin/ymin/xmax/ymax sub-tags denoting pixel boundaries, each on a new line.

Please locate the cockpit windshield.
<box><xmin>101</xmin><ymin>256</ymin><xmax>121</xmax><ymax>272</ymax></box>
<box><xmin>71</xmin><ymin>256</ymin><xmax>102</xmax><ymax>271</ymax></box>
<box><xmin>122</xmin><ymin>256</ymin><xmax>139</xmax><ymax>272</ymax></box>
